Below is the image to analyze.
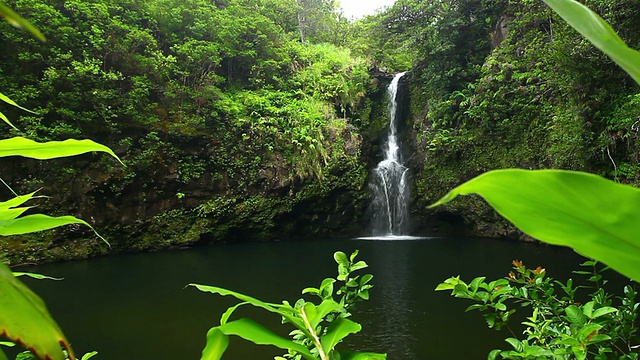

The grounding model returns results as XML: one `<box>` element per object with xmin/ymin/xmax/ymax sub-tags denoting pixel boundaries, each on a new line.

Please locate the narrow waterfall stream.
<box><xmin>369</xmin><ymin>72</ymin><xmax>410</xmax><ymax>237</ymax></box>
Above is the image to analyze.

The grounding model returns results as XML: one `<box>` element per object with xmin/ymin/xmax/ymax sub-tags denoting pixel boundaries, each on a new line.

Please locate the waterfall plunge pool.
<box><xmin>16</xmin><ymin>236</ymin><xmax>588</xmax><ymax>359</ymax></box>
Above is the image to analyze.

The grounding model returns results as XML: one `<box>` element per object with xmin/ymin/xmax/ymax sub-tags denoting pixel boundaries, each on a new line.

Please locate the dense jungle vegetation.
<box><xmin>4</xmin><ymin>0</ymin><xmax>640</xmax><ymax>359</ymax></box>
<box><xmin>2</xmin><ymin>0</ymin><xmax>640</xmax><ymax>262</ymax></box>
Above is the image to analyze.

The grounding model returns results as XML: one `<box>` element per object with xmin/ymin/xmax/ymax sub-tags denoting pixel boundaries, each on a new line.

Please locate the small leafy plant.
<box><xmin>437</xmin><ymin>261</ymin><xmax>640</xmax><ymax>359</ymax></box>
<box><xmin>189</xmin><ymin>250</ymin><xmax>385</xmax><ymax>360</ymax></box>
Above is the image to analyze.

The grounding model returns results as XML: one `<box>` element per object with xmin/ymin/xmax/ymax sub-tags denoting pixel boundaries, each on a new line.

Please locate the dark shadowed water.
<box><xmin>17</xmin><ymin>236</ymin><xmax>588</xmax><ymax>359</ymax></box>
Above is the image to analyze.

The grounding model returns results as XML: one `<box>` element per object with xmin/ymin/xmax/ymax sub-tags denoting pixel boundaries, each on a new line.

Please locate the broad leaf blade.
<box><xmin>0</xmin><ymin>137</ymin><xmax>123</xmax><ymax>164</ymax></box>
<box><xmin>321</xmin><ymin>317</ymin><xmax>361</xmax><ymax>353</ymax></box>
<box><xmin>0</xmin><ymin>207</ymin><xmax>30</xmax><ymax>222</ymax></box>
<box><xmin>0</xmin><ymin>214</ymin><xmax>109</xmax><ymax>247</ymax></box>
<box><xmin>430</xmin><ymin>169</ymin><xmax>640</xmax><ymax>282</ymax></box>
<box><xmin>311</xmin><ymin>300</ymin><xmax>343</xmax><ymax>328</ymax></box>
<box><xmin>200</xmin><ymin>328</ymin><xmax>229</xmax><ymax>360</ymax></box>
<box><xmin>543</xmin><ymin>0</ymin><xmax>640</xmax><ymax>85</ymax></box>
<box><xmin>217</xmin><ymin>318</ymin><xmax>314</xmax><ymax>359</ymax></box>
<box><xmin>1</xmin><ymin>214</ymin><xmax>89</xmax><ymax>235</ymax></box>
<box><xmin>0</xmin><ymin>262</ymin><xmax>73</xmax><ymax>360</ymax></box>
<box><xmin>0</xmin><ymin>192</ymin><xmax>37</xmax><ymax>211</ymax></box>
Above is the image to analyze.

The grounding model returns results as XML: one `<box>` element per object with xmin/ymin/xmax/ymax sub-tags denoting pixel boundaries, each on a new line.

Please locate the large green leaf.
<box><xmin>320</xmin><ymin>317</ymin><xmax>361</xmax><ymax>354</ymax></box>
<box><xmin>0</xmin><ymin>214</ymin><xmax>106</xmax><ymax>244</ymax></box>
<box><xmin>0</xmin><ymin>192</ymin><xmax>36</xmax><ymax>211</ymax></box>
<box><xmin>0</xmin><ymin>1</ymin><xmax>45</xmax><ymax>41</ymax></box>
<box><xmin>430</xmin><ymin>169</ymin><xmax>640</xmax><ymax>282</ymax></box>
<box><xmin>0</xmin><ymin>262</ymin><xmax>73</xmax><ymax>360</ymax></box>
<box><xmin>0</xmin><ymin>207</ymin><xmax>30</xmax><ymax>222</ymax></box>
<box><xmin>0</xmin><ymin>137</ymin><xmax>122</xmax><ymax>164</ymax></box>
<box><xmin>0</xmin><ymin>193</ymin><xmax>109</xmax><ymax>246</ymax></box>
<box><xmin>200</xmin><ymin>328</ymin><xmax>229</xmax><ymax>360</ymax></box>
<box><xmin>543</xmin><ymin>0</ymin><xmax>640</xmax><ymax>85</ymax></box>
<box><xmin>310</xmin><ymin>299</ymin><xmax>343</xmax><ymax>329</ymax></box>
<box><xmin>216</xmin><ymin>318</ymin><xmax>314</xmax><ymax>359</ymax></box>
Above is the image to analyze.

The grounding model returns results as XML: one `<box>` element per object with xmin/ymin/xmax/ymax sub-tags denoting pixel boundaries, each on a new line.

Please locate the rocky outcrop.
<box><xmin>492</xmin><ymin>14</ymin><xmax>513</xmax><ymax>50</ymax></box>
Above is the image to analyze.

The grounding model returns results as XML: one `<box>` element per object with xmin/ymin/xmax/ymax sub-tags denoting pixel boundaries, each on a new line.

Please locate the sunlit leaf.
<box><xmin>80</xmin><ymin>351</ymin><xmax>98</xmax><ymax>360</ymax></box>
<box><xmin>0</xmin><ymin>137</ymin><xmax>123</xmax><ymax>164</ymax></box>
<box><xmin>200</xmin><ymin>328</ymin><xmax>228</xmax><ymax>360</ymax></box>
<box><xmin>0</xmin><ymin>207</ymin><xmax>30</xmax><ymax>222</ymax></box>
<box><xmin>0</xmin><ymin>214</ymin><xmax>109</xmax><ymax>247</ymax></box>
<box><xmin>311</xmin><ymin>300</ymin><xmax>343</xmax><ymax>328</ymax></box>
<box><xmin>543</xmin><ymin>0</ymin><xmax>640</xmax><ymax>85</ymax></box>
<box><xmin>0</xmin><ymin>262</ymin><xmax>73</xmax><ymax>360</ymax></box>
<box><xmin>0</xmin><ymin>2</ymin><xmax>45</xmax><ymax>41</ymax></box>
<box><xmin>0</xmin><ymin>192</ymin><xmax>36</xmax><ymax>211</ymax></box>
<box><xmin>591</xmin><ymin>306</ymin><xmax>617</xmax><ymax>319</ymax></box>
<box><xmin>321</xmin><ymin>317</ymin><xmax>361</xmax><ymax>354</ymax></box>
<box><xmin>430</xmin><ymin>169</ymin><xmax>640</xmax><ymax>282</ymax></box>
<box><xmin>216</xmin><ymin>318</ymin><xmax>314</xmax><ymax>359</ymax></box>
<box><xmin>334</xmin><ymin>251</ymin><xmax>348</xmax><ymax>266</ymax></box>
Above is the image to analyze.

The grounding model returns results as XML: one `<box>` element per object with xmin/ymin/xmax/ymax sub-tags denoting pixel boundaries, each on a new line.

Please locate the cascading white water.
<box><xmin>370</xmin><ymin>72</ymin><xmax>409</xmax><ymax>236</ymax></box>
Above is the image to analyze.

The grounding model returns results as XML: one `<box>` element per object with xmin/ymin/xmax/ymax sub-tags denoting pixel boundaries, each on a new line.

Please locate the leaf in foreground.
<box><xmin>0</xmin><ymin>137</ymin><xmax>123</xmax><ymax>164</ymax></box>
<box><xmin>0</xmin><ymin>214</ymin><xmax>109</xmax><ymax>246</ymax></box>
<box><xmin>0</xmin><ymin>262</ymin><xmax>73</xmax><ymax>360</ymax></box>
<box><xmin>321</xmin><ymin>317</ymin><xmax>361</xmax><ymax>353</ymax></box>
<box><xmin>215</xmin><ymin>318</ymin><xmax>314</xmax><ymax>359</ymax></box>
<box><xmin>0</xmin><ymin>2</ymin><xmax>45</xmax><ymax>41</ymax></box>
<box><xmin>543</xmin><ymin>0</ymin><xmax>640</xmax><ymax>86</ymax></box>
<box><xmin>430</xmin><ymin>169</ymin><xmax>640</xmax><ymax>282</ymax></box>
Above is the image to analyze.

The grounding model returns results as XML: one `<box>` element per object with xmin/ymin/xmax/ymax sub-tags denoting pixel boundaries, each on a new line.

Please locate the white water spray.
<box><xmin>369</xmin><ymin>72</ymin><xmax>409</xmax><ymax>236</ymax></box>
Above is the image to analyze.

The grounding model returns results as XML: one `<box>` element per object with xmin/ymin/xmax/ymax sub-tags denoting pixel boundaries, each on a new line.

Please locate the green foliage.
<box><xmin>189</xmin><ymin>251</ymin><xmax>384</xmax><ymax>360</ymax></box>
<box><xmin>0</xmin><ymin>0</ymin><xmax>374</xmax><ymax>263</ymax></box>
<box><xmin>0</xmin><ymin>1</ymin><xmax>43</xmax><ymax>41</ymax></box>
<box><xmin>433</xmin><ymin>3</ymin><xmax>640</xmax><ymax>358</ymax></box>
<box><xmin>437</xmin><ymin>261</ymin><xmax>639</xmax><ymax>359</ymax></box>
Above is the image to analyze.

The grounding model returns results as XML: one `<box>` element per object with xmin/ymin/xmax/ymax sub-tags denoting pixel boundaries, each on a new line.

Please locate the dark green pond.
<box><xmin>18</xmin><ymin>236</ymin><xmax>587</xmax><ymax>359</ymax></box>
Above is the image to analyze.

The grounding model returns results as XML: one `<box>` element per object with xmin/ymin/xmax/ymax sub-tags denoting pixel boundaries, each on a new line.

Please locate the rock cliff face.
<box><xmin>402</xmin><ymin>13</ymin><xmax>529</xmax><ymax>241</ymax></box>
<box><xmin>1</xmin><ymin>75</ymin><xmax>396</xmax><ymax>265</ymax></box>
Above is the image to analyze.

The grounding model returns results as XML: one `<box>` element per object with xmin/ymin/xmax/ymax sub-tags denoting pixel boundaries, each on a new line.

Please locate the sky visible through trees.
<box><xmin>339</xmin><ymin>0</ymin><xmax>396</xmax><ymax>19</ymax></box>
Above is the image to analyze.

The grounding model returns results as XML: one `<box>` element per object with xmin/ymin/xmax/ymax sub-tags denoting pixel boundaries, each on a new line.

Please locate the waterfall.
<box><xmin>370</xmin><ymin>72</ymin><xmax>409</xmax><ymax>236</ymax></box>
